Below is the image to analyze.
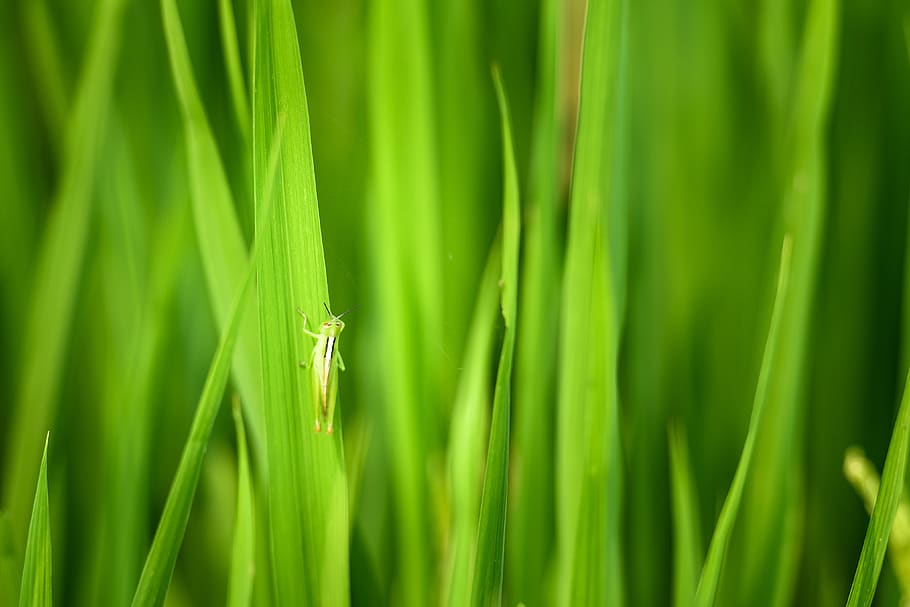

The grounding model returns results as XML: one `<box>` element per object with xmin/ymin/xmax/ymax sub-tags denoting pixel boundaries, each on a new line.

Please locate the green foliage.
<box><xmin>468</xmin><ymin>69</ymin><xmax>520</xmax><ymax>607</ymax></box>
<box><xmin>253</xmin><ymin>0</ymin><xmax>348</xmax><ymax>603</ymax></box>
<box><xmin>846</xmin><ymin>371</ymin><xmax>910</xmax><ymax>607</ymax></box>
<box><xmin>227</xmin><ymin>401</ymin><xmax>254</xmax><ymax>607</ymax></box>
<box><xmin>695</xmin><ymin>238</ymin><xmax>793</xmax><ymax>607</ymax></box>
<box><xmin>18</xmin><ymin>438</ymin><xmax>51</xmax><ymax>607</ymax></box>
<box><xmin>6</xmin><ymin>0</ymin><xmax>910</xmax><ymax>605</ymax></box>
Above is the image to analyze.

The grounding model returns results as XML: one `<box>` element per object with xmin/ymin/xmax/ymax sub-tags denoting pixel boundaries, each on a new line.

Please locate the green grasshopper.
<box><xmin>296</xmin><ymin>304</ymin><xmax>351</xmax><ymax>434</ymax></box>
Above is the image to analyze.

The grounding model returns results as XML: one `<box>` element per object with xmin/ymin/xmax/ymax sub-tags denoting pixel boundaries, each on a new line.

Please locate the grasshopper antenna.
<box><xmin>324</xmin><ymin>302</ymin><xmax>359</xmax><ymax>320</ymax></box>
<box><xmin>336</xmin><ymin>304</ymin><xmax>359</xmax><ymax>319</ymax></box>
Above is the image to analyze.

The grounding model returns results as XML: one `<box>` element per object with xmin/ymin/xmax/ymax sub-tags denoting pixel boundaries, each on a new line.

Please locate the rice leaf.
<box><xmin>130</xmin><ymin>231</ymin><xmax>258</xmax><ymax>607</ymax></box>
<box><xmin>228</xmin><ymin>400</ymin><xmax>254</xmax><ymax>607</ymax></box>
<box><xmin>161</xmin><ymin>0</ymin><xmax>265</xmax><ymax>462</ymax></box>
<box><xmin>846</xmin><ymin>371</ymin><xmax>910</xmax><ymax>606</ymax></box>
<box><xmin>733</xmin><ymin>0</ymin><xmax>839</xmax><ymax>601</ymax></box>
<box><xmin>130</xmin><ymin>106</ymin><xmax>285</xmax><ymax>607</ymax></box>
<box><xmin>444</xmin><ymin>241</ymin><xmax>500</xmax><ymax>607</ymax></box>
<box><xmin>556</xmin><ymin>0</ymin><xmax>628</xmax><ymax>603</ymax></box>
<box><xmin>18</xmin><ymin>436</ymin><xmax>51</xmax><ymax>607</ymax></box>
<box><xmin>366</xmin><ymin>0</ymin><xmax>443</xmax><ymax>600</ymax></box>
<box><xmin>219</xmin><ymin>0</ymin><xmax>250</xmax><ymax>137</ymax></box>
<box><xmin>669</xmin><ymin>425</ymin><xmax>702</xmax><ymax>607</ymax></box>
<box><xmin>843</xmin><ymin>447</ymin><xmax>910</xmax><ymax>597</ymax></box>
<box><xmin>469</xmin><ymin>67</ymin><xmax>520</xmax><ymax>607</ymax></box>
<box><xmin>253</xmin><ymin>0</ymin><xmax>349</xmax><ymax>602</ymax></box>
<box><xmin>695</xmin><ymin>236</ymin><xmax>794</xmax><ymax>607</ymax></box>
<box><xmin>2</xmin><ymin>0</ymin><xmax>129</xmax><ymax>542</ymax></box>
<box><xmin>506</xmin><ymin>0</ymin><xmax>563</xmax><ymax>598</ymax></box>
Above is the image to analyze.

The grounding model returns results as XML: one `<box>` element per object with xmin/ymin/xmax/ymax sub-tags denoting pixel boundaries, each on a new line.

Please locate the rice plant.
<box><xmin>3</xmin><ymin>0</ymin><xmax>910</xmax><ymax>605</ymax></box>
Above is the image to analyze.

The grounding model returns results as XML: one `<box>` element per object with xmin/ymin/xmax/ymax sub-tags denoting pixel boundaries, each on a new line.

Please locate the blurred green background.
<box><xmin>1</xmin><ymin>0</ymin><xmax>910</xmax><ymax>604</ymax></box>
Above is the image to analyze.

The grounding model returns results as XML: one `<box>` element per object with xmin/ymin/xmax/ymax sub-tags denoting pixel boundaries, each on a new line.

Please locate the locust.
<box><xmin>296</xmin><ymin>303</ymin><xmax>350</xmax><ymax>434</ymax></box>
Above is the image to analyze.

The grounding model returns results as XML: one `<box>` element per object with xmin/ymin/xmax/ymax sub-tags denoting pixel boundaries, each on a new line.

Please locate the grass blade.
<box><xmin>367</xmin><ymin>0</ymin><xmax>444</xmax><ymax>600</ymax></box>
<box><xmin>161</xmin><ymin>0</ymin><xmax>265</xmax><ymax>462</ymax></box>
<box><xmin>253</xmin><ymin>0</ymin><xmax>349</xmax><ymax>602</ymax></box>
<box><xmin>846</xmin><ymin>371</ymin><xmax>910</xmax><ymax>606</ymax></box>
<box><xmin>130</xmin><ymin>237</ymin><xmax>258</xmax><ymax>607</ymax></box>
<box><xmin>695</xmin><ymin>236</ymin><xmax>794</xmax><ymax>607</ymax></box>
<box><xmin>843</xmin><ymin>447</ymin><xmax>910</xmax><ymax>598</ymax></box>
<box><xmin>228</xmin><ymin>400</ymin><xmax>254</xmax><ymax>607</ymax></box>
<box><xmin>2</xmin><ymin>0</ymin><xmax>128</xmax><ymax>542</ymax></box>
<box><xmin>669</xmin><ymin>426</ymin><xmax>702</xmax><ymax>607</ymax></box>
<box><xmin>219</xmin><ymin>0</ymin><xmax>250</xmax><ymax>137</ymax></box>
<box><xmin>556</xmin><ymin>0</ymin><xmax>628</xmax><ymax>603</ymax></box>
<box><xmin>445</xmin><ymin>241</ymin><xmax>501</xmax><ymax>607</ymax></box>
<box><xmin>732</xmin><ymin>0</ymin><xmax>839</xmax><ymax>602</ymax></box>
<box><xmin>130</xmin><ymin>105</ymin><xmax>284</xmax><ymax>607</ymax></box>
<box><xmin>506</xmin><ymin>0</ymin><xmax>563</xmax><ymax>598</ymax></box>
<box><xmin>469</xmin><ymin>69</ymin><xmax>520</xmax><ymax>607</ymax></box>
<box><xmin>18</xmin><ymin>436</ymin><xmax>51</xmax><ymax>607</ymax></box>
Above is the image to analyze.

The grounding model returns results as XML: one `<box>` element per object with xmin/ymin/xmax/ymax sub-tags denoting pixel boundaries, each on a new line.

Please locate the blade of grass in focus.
<box><xmin>556</xmin><ymin>0</ymin><xmax>628</xmax><ymax>603</ymax></box>
<box><xmin>843</xmin><ymin>447</ymin><xmax>910</xmax><ymax>598</ymax></box>
<box><xmin>253</xmin><ymin>0</ymin><xmax>349</xmax><ymax>602</ymax></box>
<box><xmin>367</xmin><ymin>0</ymin><xmax>444</xmax><ymax>601</ymax></box>
<box><xmin>18</xmin><ymin>436</ymin><xmax>51</xmax><ymax>607</ymax></box>
<box><xmin>846</xmin><ymin>371</ymin><xmax>910</xmax><ymax>607</ymax></box>
<box><xmin>444</xmin><ymin>241</ymin><xmax>500</xmax><ymax>607</ymax></box>
<box><xmin>507</xmin><ymin>0</ymin><xmax>563</xmax><ymax>599</ymax></box>
<box><xmin>228</xmin><ymin>400</ymin><xmax>254</xmax><ymax>607</ymax></box>
<box><xmin>2</xmin><ymin>0</ymin><xmax>129</xmax><ymax>543</ymax></box>
<box><xmin>669</xmin><ymin>426</ymin><xmax>702</xmax><ymax>607</ymax></box>
<box><xmin>161</xmin><ymin>0</ymin><xmax>265</xmax><ymax>463</ymax></box>
<box><xmin>732</xmin><ymin>0</ymin><xmax>839</xmax><ymax>603</ymax></box>
<box><xmin>469</xmin><ymin>69</ymin><xmax>520</xmax><ymax>607</ymax></box>
<box><xmin>695</xmin><ymin>236</ymin><xmax>793</xmax><ymax>607</ymax></box>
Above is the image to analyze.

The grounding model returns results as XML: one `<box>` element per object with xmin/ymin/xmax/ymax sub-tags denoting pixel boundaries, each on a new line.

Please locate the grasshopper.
<box><xmin>296</xmin><ymin>304</ymin><xmax>350</xmax><ymax>434</ymax></box>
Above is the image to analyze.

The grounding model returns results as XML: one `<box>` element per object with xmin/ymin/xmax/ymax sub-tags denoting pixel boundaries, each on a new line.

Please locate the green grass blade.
<box><xmin>556</xmin><ymin>0</ymin><xmax>627</xmax><ymax>603</ymax></box>
<box><xmin>18</xmin><ymin>437</ymin><xmax>51</xmax><ymax>607</ymax></box>
<box><xmin>219</xmin><ymin>0</ymin><xmax>251</xmax><ymax>138</ymax></box>
<box><xmin>469</xmin><ymin>67</ymin><xmax>520</xmax><ymax>607</ymax></box>
<box><xmin>695</xmin><ymin>236</ymin><xmax>794</xmax><ymax>607</ymax></box>
<box><xmin>445</xmin><ymin>241</ymin><xmax>501</xmax><ymax>607</ymax></box>
<box><xmin>669</xmin><ymin>426</ymin><xmax>702</xmax><ymax>607</ymax></box>
<box><xmin>161</xmin><ymin>0</ymin><xmax>265</xmax><ymax>463</ymax></box>
<box><xmin>22</xmin><ymin>0</ymin><xmax>67</xmax><ymax>142</ymax></box>
<box><xmin>846</xmin><ymin>371</ymin><xmax>910</xmax><ymax>606</ymax></box>
<box><xmin>2</xmin><ymin>0</ymin><xmax>128</xmax><ymax>542</ymax></box>
<box><xmin>130</xmin><ymin>242</ymin><xmax>258</xmax><ymax>607</ymax></box>
<box><xmin>253</xmin><ymin>0</ymin><xmax>349</xmax><ymax>602</ymax></box>
<box><xmin>228</xmin><ymin>400</ymin><xmax>254</xmax><ymax>607</ymax></box>
<box><xmin>366</xmin><ymin>0</ymin><xmax>443</xmax><ymax>601</ymax></box>
<box><xmin>130</xmin><ymin>105</ymin><xmax>284</xmax><ymax>607</ymax></box>
<box><xmin>507</xmin><ymin>0</ymin><xmax>562</xmax><ymax>598</ymax></box>
<box><xmin>733</xmin><ymin>0</ymin><xmax>839</xmax><ymax>602</ymax></box>
<box><xmin>843</xmin><ymin>447</ymin><xmax>910</xmax><ymax>597</ymax></box>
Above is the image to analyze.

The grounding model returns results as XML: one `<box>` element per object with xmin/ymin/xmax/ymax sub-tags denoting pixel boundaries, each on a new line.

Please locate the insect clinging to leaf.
<box><xmin>296</xmin><ymin>303</ymin><xmax>352</xmax><ymax>434</ymax></box>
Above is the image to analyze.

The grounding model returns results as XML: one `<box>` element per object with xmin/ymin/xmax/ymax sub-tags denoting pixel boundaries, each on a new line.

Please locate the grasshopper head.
<box><xmin>322</xmin><ymin>318</ymin><xmax>345</xmax><ymax>334</ymax></box>
<box><xmin>323</xmin><ymin>302</ymin><xmax>353</xmax><ymax>334</ymax></box>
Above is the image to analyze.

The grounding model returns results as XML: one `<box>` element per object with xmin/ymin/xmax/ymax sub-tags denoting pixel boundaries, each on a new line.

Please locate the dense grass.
<box><xmin>4</xmin><ymin>0</ymin><xmax>910</xmax><ymax>605</ymax></box>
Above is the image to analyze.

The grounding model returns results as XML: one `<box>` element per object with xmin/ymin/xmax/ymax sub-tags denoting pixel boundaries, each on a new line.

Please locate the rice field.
<box><xmin>2</xmin><ymin>0</ymin><xmax>910</xmax><ymax>605</ymax></box>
